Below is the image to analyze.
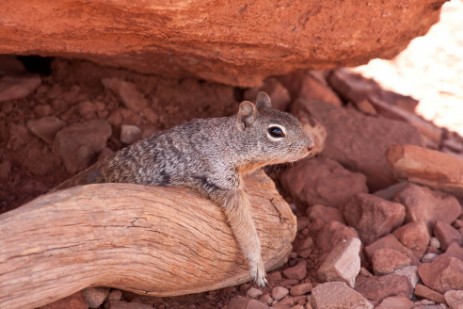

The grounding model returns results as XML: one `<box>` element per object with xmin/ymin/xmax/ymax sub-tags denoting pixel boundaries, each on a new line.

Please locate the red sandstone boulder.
<box><xmin>342</xmin><ymin>193</ymin><xmax>405</xmax><ymax>245</ymax></box>
<box><xmin>0</xmin><ymin>1</ymin><xmax>444</xmax><ymax>86</ymax></box>
<box><xmin>316</xmin><ymin>221</ymin><xmax>359</xmax><ymax>257</ymax></box>
<box><xmin>281</xmin><ymin>157</ymin><xmax>368</xmax><ymax>208</ymax></box>
<box><xmin>293</xmin><ymin>100</ymin><xmax>423</xmax><ymax>190</ymax></box>
<box><xmin>394</xmin><ymin>184</ymin><xmax>462</xmax><ymax>229</ymax></box>
<box><xmin>393</xmin><ymin>221</ymin><xmax>430</xmax><ymax>260</ymax></box>
<box><xmin>418</xmin><ymin>256</ymin><xmax>463</xmax><ymax>294</ymax></box>
<box><xmin>355</xmin><ymin>273</ymin><xmax>413</xmax><ymax>303</ymax></box>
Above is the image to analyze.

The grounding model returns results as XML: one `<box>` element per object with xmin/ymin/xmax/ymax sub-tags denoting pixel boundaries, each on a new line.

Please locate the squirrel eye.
<box><xmin>268</xmin><ymin>126</ymin><xmax>285</xmax><ymax>138</ymax></box>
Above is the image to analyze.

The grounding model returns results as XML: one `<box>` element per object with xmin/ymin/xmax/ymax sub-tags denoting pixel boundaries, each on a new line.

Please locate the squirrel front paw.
<box><xmin>250</xmin><ymin>257</ymin><xmax>267</xmax><ymax>287</ymax></box>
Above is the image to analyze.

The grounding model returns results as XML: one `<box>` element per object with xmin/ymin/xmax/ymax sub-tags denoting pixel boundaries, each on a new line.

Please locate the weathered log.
<box><xmin>0</xmin><ymin>171</ymin><xmax>296</xmax><ymax>309</ymax></box>
<box><xmin>387</xmin><ymin>144</ymin><xmax>463</xmax><ymax>196</ymax></box>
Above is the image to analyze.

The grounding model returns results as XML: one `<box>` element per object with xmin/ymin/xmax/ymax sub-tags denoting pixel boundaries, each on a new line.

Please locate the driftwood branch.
<box><xmin>387</xmin><ymin>144</ymin><xmax>463</xmax><ymax>196</ymax></box>
<box><xmin>0</xmin><ymin>171</ymin><xmax>296</xmax><ymax>309</ymax></box>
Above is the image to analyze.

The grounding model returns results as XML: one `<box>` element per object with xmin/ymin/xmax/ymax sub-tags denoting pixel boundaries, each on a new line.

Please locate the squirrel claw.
<box><xmin>250</xmin><ymin>258</ymin><xmax>267</xmax><ymax>287</ymax></box>
<box><xmin>254</xmin><ymin>275</ymin><xmax>268</xmax><ymax>288</ymax></box>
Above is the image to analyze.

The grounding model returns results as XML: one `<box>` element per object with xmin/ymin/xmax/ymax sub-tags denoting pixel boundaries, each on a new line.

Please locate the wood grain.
<box><xmin>0</xmin><ymin>170</ymin><xmax>296</xmax><ymax>309</ymax></box>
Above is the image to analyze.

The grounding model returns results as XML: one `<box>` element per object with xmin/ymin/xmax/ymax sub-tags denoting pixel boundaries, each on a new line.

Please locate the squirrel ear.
<box><xmin>237</xmin><ymin>101</ymin><xmax>257</xmax><ymax>129</ymax></box>
<box><xmin>256</xmin><ymin>91</ymin><xmax>272</xmax><ymax>109</ymax></box>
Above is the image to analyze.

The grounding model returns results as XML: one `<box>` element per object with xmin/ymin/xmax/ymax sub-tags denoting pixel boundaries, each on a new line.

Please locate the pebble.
<box><xmin>246</xmin><ymin>287</ymin><xmax>263</xmax><ymax>299</ymax></box>
<box><xmin>290</xmin><ymin>283</ymin><xmax>313</xmax><ymax>296</ymax></box>
<box><xmin>0</xmin><ymin>75</ymin><xmax>41</xmax><ymax>102</ymax></box>
<box><xmin>317</xmin><ymin>237</ymin><xmax>361</xmax><ymax>287</ymax></box>
<box><xmin>27</xmin><ymin>116</ymin><xmax>66</xmax><ymax>144</ymax></box>
<box><xmin>82</xmin><ymin>287</ymin><xmax>109</xmax><ymax>308</ymax></box>
<box><xmin>120</xmin><ymin>124</ymin><xmax>142</xmax><ymax>144</ymax></box>
<box><xmin>271</xmin><ymin>286</ymin><xmax>289</xmax><ymax>301</ymax></box>
<box><xmin>444</xmin><ymin>290</ymin><xmax>463</xmax><ymax>309</ymax></box>
<box><xmin>311</xmin><ymin>282</ymin><xmax>373</xmax><ymax>309</ymax></box>
<box><xmin>283</xmin><ymin>260</ymin><xmax>307</xmax><ymax>280</ymax></box>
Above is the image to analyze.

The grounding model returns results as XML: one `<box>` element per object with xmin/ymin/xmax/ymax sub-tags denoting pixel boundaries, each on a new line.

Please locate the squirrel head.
<box><xmin>236</xmin><ymin>91</ymin><xmax>324</xmax><ymax>165</ymax></box>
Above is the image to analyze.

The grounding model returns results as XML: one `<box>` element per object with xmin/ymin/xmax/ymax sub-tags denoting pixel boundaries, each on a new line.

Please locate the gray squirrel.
<box><xmin>54</xmin><ymin>92</ymin><xmax>324</xmax><ymax>287</ymax></box>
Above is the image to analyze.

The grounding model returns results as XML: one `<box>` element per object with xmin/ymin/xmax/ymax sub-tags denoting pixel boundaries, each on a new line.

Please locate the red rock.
<box><xmin>259</xmin><ymin>294</ymin><xmax>273</xmax><ymax>306</ymax></box>
<box><xmin>83</xmin><ymin>287</ymin><xmax>109</xmax><ymax>308</ymax></box>
<box><xmin>422</xmin><ymin>253</ymin><xmax>439</xmax><ymax>263</ymax></box>
<box><xmin>0</xmin><ymin>55</ymin><xmax>25</xmax><ymax>75</ymax></box>
<box><xmin>7</xmin><ymin>123</ymin><xmax>31</xmax><ymax>150</ymax></box>
<box><xmin>352</xmin><ymin>99</ymin><xmax>377</xmax><ymax>115</ymax></box>
<box><xmin>283</xmin><ymin>261</ymin><xmax>307</xmax><ymax>281</ymax></box>
<box><xmin>414</xmin><ymin>284</ymin><xmax>446</xmax><ymax>304</ymax></box>
<box><xmin>27</xmin><ymin>116</ymin><xmax>66</xmax><ymax>144</ymax></box>
<box><xmin>342</xmin><ymin>193</ymin><xmax>405</xmax><ymax>244</ymax></box>
<box><xmin>355</xmin><ymin>273</ymin><xmax>413</xmax><ymax>303</ymax></box>
<box><xmin>0</xmin><ymin>160</ymin><xmax>11</xmax><ymax>180</ymax></box>
<box><xmin>296</xmin><ymin>236</ymin><xmax>313</xmax><ymax>258</ymax></box>
<box><xmin>281</xmin><ymin>157</ymin><xmax>368</xmax><ymax>209</ymax></box>
<box><xmin>54</xmin><ymin>119</ymin><xmax>112</xmax><ymax>173</ymax></box>
<box><xmin>12</xmin><ymin>137</ymin><xmax>57</xmax><ymax>176</ymax></box>
<box><xmin>0</xmin><ymin>75</ymin><xmax>41</xmax><ymax>102</ymax></box>
<box><xmin>328</xmin><ymin>69</ymin><xmax>376</xmax><ymax>103</ymax></box>
<box><xmin>292</xmin><ymin>295</ymin><xmax>306</xmax><ymax>306</ymax></box>
<box><xmin>394</xmin><ymin>266</ymin><xmax>419</xmax><ymax>289</ymax></box>
<box><xmin>328</xmin><ymin>69</ymin><xmax>419</xmax><ymax>113</ymax></box>
<box><xmin>311</xmin><ymin>282</ymin><xmax>373</xmax><ymax>309</ymax></box>
<box><xmin>317</xmin><ymin>237</ymin><xmax>361</xmax><ymax>287</ymax></box>
<box><xmin>433</xmin><ymin>221</ymin><xmax>463</xmax><ymax>251</ymax></box>
<box><xmin>375</xmin><ymin>295</ymin><xmax>414</xmax><ymax>309</ymax></box>
<box><xmin>41</xmin><ymin>291</ymin><xmax>87</xmax><ymax>309</ymax></box>
<box><xmin>34</xmin><ymin>104</ymin><xmax>52</xmax><ymax>117</ymax></box>
<box><xmin>365</xmin><ymin>234</ymin><xmax>419</xmax><ymax>266</ymax></box>
<box><xmin>443</xmin><ymin>242</ymin><xmax>463</xmax><ymax>260</ymax></box>
<box><xmin>120</xmin><ymin>124</ymin><xmax>141</xmax><ymax>145</ymax></box>
<box><xmin>106</xmin><ymin>300</ymin><xmax>156</xmax><ymax>309</ymax></box>
<box><xmin>298</xmin><ymin>73</ymin><xmax>342</xmax><ymax>107</ymax></box>
<box><xmin>412</xmin><ymin>300</ymin><xmax>444</xmax><ymax>309</ymax></box>
<box><xmin>229</xmin><ymin>296</ymin><xmax>270</xmax><ymax>309</ymax></box>
<box><xmin>0</xmin><ymin>2</ymin><xmax>445</xmax><ymax>87</ymax></box>
<box><xmin>244</xmin><ymin>78</ymin><xmax>291</xmax><ymax>111</ymax></box>
<box><xmin>272</xmin><ymin>286</ymin><xmax>289</xmax><ymax>301</ymax></box>
<box><xmin>247</xmin><ymin>287</ymin><xmax>264</xmax><ymax>299</ymax></box>
<box><xmin>107</xmin><ymin>290</ymin><xmax>122</xmax><ymax>301</ymax></box>
<box><xmin>430</xmin><ymin>237</ymin><xmax>441</xmax><ymax>249</ymax></box>
<box><xmin>290</xmin><ymin>283</ymin><xmax>313</xmax><ymax>296</ymax></box>
<box><xmin>387</xmin><ymin>144</ymin><xmax>463</xmax><ymax>197</ymax></box>
<box><xmin>306</xmin><ymin>204</ymin><xmax>344</xmax><ymax>232</ymax></box>
<box><xmin>273</xmin><ymin>297</ymin><xmax>295</xmax><ymax>308</ymax></box>
<box><xmin>394</xmin><ymin>221</ymin><xmax>430</xmax><ymax>259</ymax></box>
<box><xmin>394</xmin><ymin>183</ymin><xmax>462</xmax><ymax>229</ymax></box>
<box><xmin>289</xmin><ymin>305</ymin><xmax>304</xmax><ymax>309</ymax></box>
<box><xmin>78</xmin><ymin>100</ymin><xmax>97</xmax><ymax>119</ymax></box>
<box><xmin>373</xmin><ymin>182</ymin><xmax>408</xmax><ymax>201</ymax></box>
<box><xmin>103</xmin><ymin>78</ymin><xmax>149</xmax><ymax>112</ymax></box>
<box><xmin>293</xmin><ymin>99</ymin><xmax>422</xmax><ymax>190</ymax></box>
<box><xmin>267</xmin><ymin>271</ymin><xmax>283</xmax><ymax>287</ymax></box>
<box><xmin>297</xmin><ymin>217</ymin><xmax>310</xmax><ymax>232</ymax></box>
<box><xmin>279</xmin><ymin>279</ymin><xmax>300</xmax><ymax>287</ymax></box>
<box><xmin>372</xmin><ymin>248</ymin><xmax>412</xmax><ymax>275</ymax></box>
<box><xmin>316</xmin><ymin>221</ymin><xmax>359</xmax><ymax>256</ymax></box>
<box><xmin>418</xmin><ymin>256</ymin><xmax>463</xmax><ymax>293</ymax></box>
<box><xmin>444</xmin><ymin>290</ymin><xmax>463</xmax><ymax>309</ymax></box>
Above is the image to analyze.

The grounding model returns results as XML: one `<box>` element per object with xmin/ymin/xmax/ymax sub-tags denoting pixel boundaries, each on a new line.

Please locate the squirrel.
<box><xmin>53</xmin><ymin>91</ymin><xmax>324</xmax><ymax>287</ymax></box>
